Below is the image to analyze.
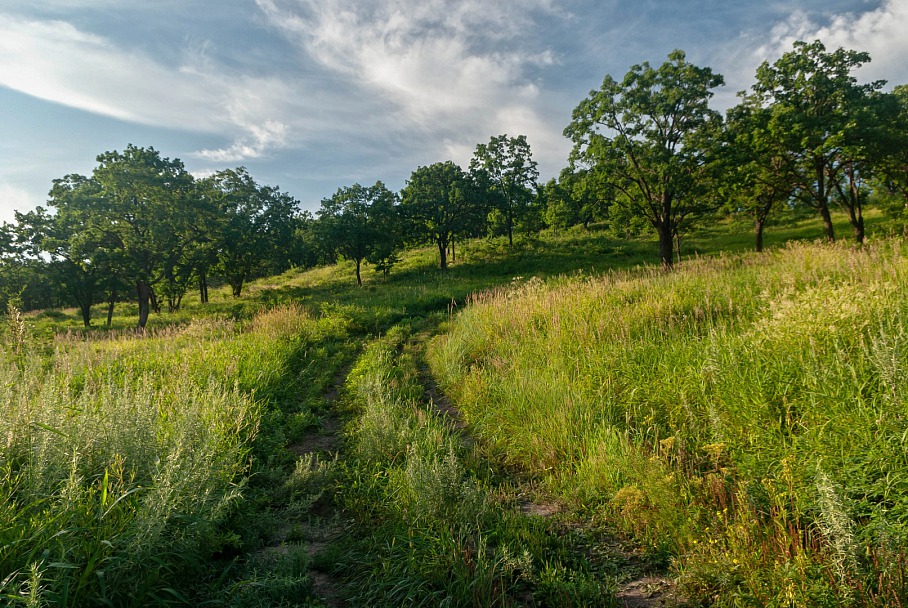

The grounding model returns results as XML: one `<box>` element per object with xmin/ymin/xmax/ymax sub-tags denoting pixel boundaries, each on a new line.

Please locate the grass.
<box><xmin>429</xmin><ymin>238</ymin><xmax>908</xmax><ymax>606</ymax></box>
<box><xmin>0</xmin><ymin>304</ymin><xmax>354</xmax><ymax>606</ymax></box>
<box><xmin>331</xmin><ymin>329</ymin><xmax>618</xmax><ymax>606</ymax></box>
<box><xmin>3</xmin><ymin>206</ymin><xmax>906</xmax><ymax>606</ymax></box>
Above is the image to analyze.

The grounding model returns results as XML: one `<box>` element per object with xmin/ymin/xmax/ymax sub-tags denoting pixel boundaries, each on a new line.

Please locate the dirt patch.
<box><xmin>616</xmin><ymin>576</ymin><xmax>681</xmax><ymax>607</ymax></box>
<box><xmin>517</xmin><ymin>498</ymin><xmax>561</xmax><ymax>518</ymax></box>
<box><xmin>423</xmin><ymin>380</ymin><xmax>468</xmax><ymax>433</ymax></box>
<box><xmin>307</xmin><ymin>531</ymin><xmax>344</xmax><ymax>608</ymax></box>
<box><xmin>289</xmin><ymin>417</ymin><xmax>341</xmax><ymax>456</ymax></box>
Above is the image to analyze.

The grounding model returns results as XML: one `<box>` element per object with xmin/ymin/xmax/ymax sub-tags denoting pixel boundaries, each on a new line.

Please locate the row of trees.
<box><xmin>4</xmin><ymin>39</ymin><xmax>908</xmax><ymax>323</ymax></box>
<box><xmin>313</xmin><ymin>134</ymin><xmax>539</xmax><ymax>281</ymax></box>
<box><xmin>561</xmin><ymin>40</ymin><xmax>908</xmax><ymax>265</ymax></box>
<box><xmin>0</xmin><ymin>135</ymin><xmax>540</xmax><ymax>325</ymax></box>
<box><xmin>1</xmin><ymin>146</ymin><xmax>314</xmax><ymax>326</ymax></box>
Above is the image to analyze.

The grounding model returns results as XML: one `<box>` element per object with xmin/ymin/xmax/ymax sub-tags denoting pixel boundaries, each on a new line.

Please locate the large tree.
<box><xmin>564</xmin><ymin>50</ymin><xmax>724</xmax><ymax>266</ymax></box>
<box><xmin>470</xmin><ymin>134</ymin><xmax>539</xmax><ymax>246</ymax></box>
<box><xmin>315</xmin><ymin>181</ymin><xmax>401</xmax><ymax>286</ymax></box>
<box><xmin>91</xmin><ymin>145</ymin><xmax>195</xmax><ymax>327</ymax></box>
<box><xmin>400</xmin><ymin>162</ymin><xmax>479</xmax><ymax>271</ymax></box>
<box><xmin>746</xmin><ymin>40</ymin><xmax>884</xmax><ymax>242</ymax></box>
<box><xmin>197</xmin><ymin>167</ymin><xmax>298</xmax><ymax>298</ymax></box>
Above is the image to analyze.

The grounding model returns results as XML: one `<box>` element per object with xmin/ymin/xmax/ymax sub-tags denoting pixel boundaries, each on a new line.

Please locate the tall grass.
<box><xmin>334</xmin><ymin>331</ymin><xmax>615</xmax><ymax>606</ymax></box>
<box><xmin>0</xmin><ymin>304</ymin><xmax>348</xmax><ymax>606</ymax></box>
<box><xmin>430</xmin><ymin>240</ymin><xmax>908</xmax><ymax>606</ymax></box>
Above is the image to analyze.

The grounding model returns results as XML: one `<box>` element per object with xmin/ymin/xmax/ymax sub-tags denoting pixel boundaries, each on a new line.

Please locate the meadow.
<box><xmin>3</xmin><ymin>209</ymin><xmax>908</xmax><ymax>606</ymax></box>
<box><xmin>430</xmin><ymin>239</ymin><xmax>908</xmax><ymax>606</ymax></box>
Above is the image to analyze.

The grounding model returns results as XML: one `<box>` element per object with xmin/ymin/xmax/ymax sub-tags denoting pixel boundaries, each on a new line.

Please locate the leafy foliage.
<box><xmin>565</xmin><ymin>49</ymin><xmax>724</xmax><ymax>266</ymax></box>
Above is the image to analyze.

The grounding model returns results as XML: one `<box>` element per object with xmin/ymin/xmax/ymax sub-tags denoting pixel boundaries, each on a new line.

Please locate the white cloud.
<box><xmin>758</xmin><ymin>0</ymin><xmax>908</xmax><ymax>86</ymax></box>
<box><xmin>196</xmin><ymin>120</ymin><xmax>288</xmax><ymax>163</ymax></box>
<box><xmin>0</xmin><ymin>13</ymin><xmax>297</xmax><ymax>162</ymax></box>
<box><xmin>254</xmin><ymin>0</ymin><xmax>569</xmax><ymax>174</ymax></box>
<box><xmin>0</xmin><ymin>183</ymin><xmax>39</xmax><ymax>224</ymax></box>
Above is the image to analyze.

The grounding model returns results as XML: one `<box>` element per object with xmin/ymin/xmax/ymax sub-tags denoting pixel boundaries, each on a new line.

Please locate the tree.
<box><xmin>547</xmin><ymin>168</ymin><xmax>612</xmax><ymax>231</ymax></box>
<box><xmin>721</xmin><ymin>102</ymin><xmax>796</xmax><ymax>251</ymax></box>
<box><xmin>746</xmin><ymin>40</ymin><xmax>884</xmax><ymax>242</ymax></box>
<box><xmin>565</xmin><ymin>50</ymin><xmax>724</xmax><ymax>266</ymax></box>
<box><xmin>17</xmin><ymin>190</ymin><xmax>101</xmax><ymax>327</ymax></box>
<box><xmin>315</xmin><ymin>181</ymin><xmax>401</xmax><ymax>286</ymax></box>
<box><xmin>470</xmin><ymin>134</ymin><xmax>539</xmax><ymax>246</ymax></box>
<box><xmin>91</xmin><ymin>145</ymin><xmax>195</xmax><ymax>328</ymax></box>
<box><xmin>873</xmin><ymin>85</ymin><xmax>908</xmax><ymax>219</ymax></box>
<box><xmin>198</xmin><ymin>168</ymin><xmax>298</xmax><ymax>298</ymax></box>
<box><xmin>400</xmin><ymin>162</ymin><xmax>478</xmax><ymax>271</ymax></box>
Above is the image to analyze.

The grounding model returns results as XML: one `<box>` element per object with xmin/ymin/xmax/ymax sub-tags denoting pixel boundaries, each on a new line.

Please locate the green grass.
<box><xmin>4</xmin><ymin>206</ymin><xmax>906</xmax><ymax>606</ymax></box>
<box><xmin>0</xmin><ymin>304</ymin><xmax>354</xmax><ymax>606</ymax></box>
<box><xmin>429</xmin><ymin>239</ymin><xmax>908</xmax><ymax>606</ymax></box>
<box><xmin>331</xmin><ymin>330</ymin><xmax>618</xmax><ymax>606</ymax></box>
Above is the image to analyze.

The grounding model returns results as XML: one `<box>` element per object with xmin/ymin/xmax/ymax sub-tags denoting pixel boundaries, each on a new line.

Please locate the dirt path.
<box><xmin>268</xmin><ymin>362</ymin><xmax>353</xmax><ymax>608</ymax></box>
<box><xmin>415</xmin><ymin>342</ymin><xmax>683</xmax><ymax>607</ymax></box>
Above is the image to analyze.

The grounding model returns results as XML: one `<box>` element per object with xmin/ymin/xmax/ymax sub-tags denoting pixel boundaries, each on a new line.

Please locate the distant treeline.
<box><xmin>2</xmin><ymin>39</ymin><xmax>908</xmax><ymax>326</ymax></box>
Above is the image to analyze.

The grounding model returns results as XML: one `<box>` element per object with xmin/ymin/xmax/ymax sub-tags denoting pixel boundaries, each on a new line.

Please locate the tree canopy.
<box><xmin>315</xmin><ymin>181</ymin><xmax>401</xmax><ymax>286</ymax></box>
<box><xmin>565</xmin><ymin>49</ymin><xmax>725</xmax><ymax>266</ymax></box>
<box><xmin>746</xmin><ymin>40</ymin><xmax>885</xmax><ymax>243</ymax></box>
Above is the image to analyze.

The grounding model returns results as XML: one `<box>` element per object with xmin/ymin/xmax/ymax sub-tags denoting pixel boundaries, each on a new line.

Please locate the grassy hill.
<box><xmin>3</xmin><ymin>210</ymin><xmax>908</xmax><ymax>606</ymax></box>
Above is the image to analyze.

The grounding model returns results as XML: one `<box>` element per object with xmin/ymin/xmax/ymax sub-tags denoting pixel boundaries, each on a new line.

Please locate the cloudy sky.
<box><xmin>1</xmin><ymin>0</ymin><xmax>906</xmax><ymax>222</ymax></box>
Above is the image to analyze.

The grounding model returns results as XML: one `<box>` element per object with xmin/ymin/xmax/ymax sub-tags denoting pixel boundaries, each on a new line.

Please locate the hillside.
<box><xmin>3</xmin><ymin>215</ymin><xmax>908</xmax><ymax>607</ymax></box>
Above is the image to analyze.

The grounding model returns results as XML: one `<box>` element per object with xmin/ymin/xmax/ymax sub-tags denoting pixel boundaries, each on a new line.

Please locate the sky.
<box><xmin>2</xmin><ymin>0</ymin><xmax>907</xmax><ymax>223</ymax></box>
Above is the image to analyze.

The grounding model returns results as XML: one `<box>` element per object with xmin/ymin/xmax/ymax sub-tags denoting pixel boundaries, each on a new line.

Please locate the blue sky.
<box><xmin>2</xmin><ymin>0</ymin><xmax>906</xmax><ymax>223</ymax></box>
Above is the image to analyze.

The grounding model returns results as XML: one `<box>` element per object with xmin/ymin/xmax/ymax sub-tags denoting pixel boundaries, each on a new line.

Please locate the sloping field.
<box><xmin>430</xmin><ymin>240</ymin><xmax>908</xmax><ymax>606</ymax></box>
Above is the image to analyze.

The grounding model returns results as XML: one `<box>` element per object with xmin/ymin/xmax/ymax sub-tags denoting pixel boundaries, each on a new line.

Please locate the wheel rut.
<box><xmin>271</xmin><ymin>361</ymin><xmax>354</xmax><ymax>608</ymax></box>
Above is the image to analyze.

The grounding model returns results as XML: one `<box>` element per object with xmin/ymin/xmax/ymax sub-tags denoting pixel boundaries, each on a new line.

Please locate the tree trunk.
<box><xmin>841</xmin><ymin>164</ymin><xmax>865</xmax><ymax>246</ymax></box>
<box><xmin>79</xmin><ymin>303</ymin><xmax>92</xmax><ymax>328</ymax></box>
<box><xmin>451</xmin><ymin>238</ymin><xmax>456</xmax><ymax>263</ymax></box>
<box><xmin>199</xmin><ymin>273</ymin><xmax>209</xmax><ymax>304</ymax></box>
<box><xmin>818</xmin><ymin>202</ymin><xmax>836</xmax><ymax>243</ymax></box>
<box><xmin>815</xmin><ymin>159</ymin><xmax>835</xmax><ymax>242</ymax></box>
<box><xmin>853</xmin><ymin>215</ymin><xmax>865</xmax><ymax>245</ymax></box>
<box><xmin>231</xmin><ymin>281</ymin><xmax>243</xmax><ymax>298</ymax></box>
<box><xmin>137</xmin><ymin>280</ymin><xmax>151</xmax><ymax>328</ymax></box>
<box><xmin>658</xmin><ymin>225</ymin><xmax>674</xmax><ymax>267</ymax></box>
<box><xmin>150</xmin><ymin>288</ymin><xmax>160</xmax><ymax>314</ymax></box>
<box><xmin>438</xmin><ymin>238</ymin><xmax>448</xmax><ymax>271</ymax></box>
<box><xmin>106</xmin><ymin>290</ymin><xmax>117</xmax><ymax>327</ymax></box>
<box><xmin>755</xmin><ymin>217</ymin><xmax>765</xmax><ymax>253</ymax></box>
<box><xmin>507</xmin><ymin>205</ymin><xmax>514</xmax><ymax>247</ymax></box>
<box><xmin>355</xmin><ymin>258</ymin><xmax>363</xmax><ymax>286</ymax></box>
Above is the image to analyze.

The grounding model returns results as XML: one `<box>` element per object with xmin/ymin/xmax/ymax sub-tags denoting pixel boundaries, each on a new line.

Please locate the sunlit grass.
<box><xmin>430</xmin><ymin>239</ymin><xmax>908</xmax><ymax>605</ymax></box>
<box><xmin>0</xmin><ymin>302</ymin><xmax>353</xmax><ymax>605</ymax></box>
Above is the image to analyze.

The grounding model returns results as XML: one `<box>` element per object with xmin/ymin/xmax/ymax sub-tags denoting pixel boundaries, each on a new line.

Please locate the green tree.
<box><xmin>17</xmin><ymin>188</ymin><xmax>102</xmax><ymax>327</ymax></box>
<box><xmin>198</xmin><ymin>167</ymin><xmax>299</xmax><ymax>298</ymax></box>
<box><xmin>91</xmin><ymin>145</ymin><xmax>195</xmax><ymax>327</ymax></box>
<box><xmin>400</xmin><ymin>162</ymin><xmax>478</xmax><ymax>271</ymax></box>
<box><xmin>315</xmin><ymin>181</ymin><xmax>401</xmax><ymax>286</ymax></box>
<box><xmin>565</xmin><ymin>50</ymin><xmax>724</xmax><ymax>266</ymax></box>
<box><xmin>470</xmin><ymin>134</ymin><xmax>539</xmax><ymax>246</ymax></box>
<box><xmin>873</xmin><ymin>85</ymin><xmax>908</xmax><ymax>219</ymax></box>
<box><xmin>746</xmin><ymin>40</ymin><xmax>884</xmax><ymax>242</ymax></box>
<box><xmin>720</xmin><ymin>102</ymin><xmax>796</xmax><ymax>251</ymax></box>
<box><xmin>548</xmin><ymin>168</ymin><xmax>612</xmax><ymax>231</ymax></box>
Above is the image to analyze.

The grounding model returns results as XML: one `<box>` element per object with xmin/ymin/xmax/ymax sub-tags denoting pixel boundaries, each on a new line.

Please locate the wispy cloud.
<box><xmin>0</xmin><ymin>13</ymin><xmax>296</xmax><ymax>162</ymax></box>
<box><xmin>253</xmin><ymin>0</ymin><xmax>571</xmax><ymax>172</ymax></box>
